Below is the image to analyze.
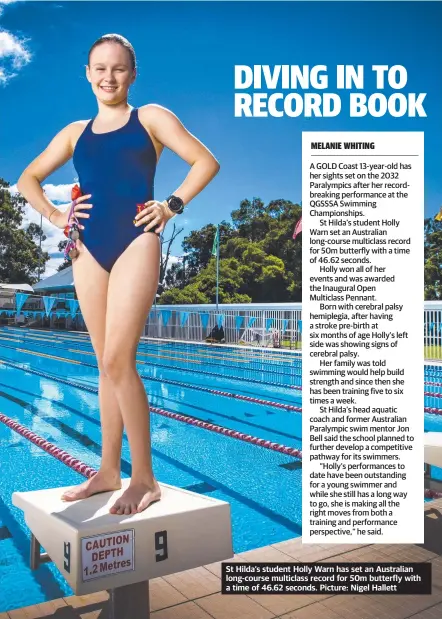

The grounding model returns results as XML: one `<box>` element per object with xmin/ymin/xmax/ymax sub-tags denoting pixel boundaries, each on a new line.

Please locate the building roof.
<box><xmin>33</xmin><ymin>267</ymin><xmax>74</xmax><ymax>292</ymax></box>
<box><xmin>0</xmin><ymin>283</ymin><xmax>34</xmax><ymax>292</ymax></box>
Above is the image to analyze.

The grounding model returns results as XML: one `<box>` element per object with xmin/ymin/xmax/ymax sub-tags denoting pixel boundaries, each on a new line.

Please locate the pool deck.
<box><xmin>4</xmin><ymin>498</ymin><xmax>442</xmax><ymax>619</ymax></box>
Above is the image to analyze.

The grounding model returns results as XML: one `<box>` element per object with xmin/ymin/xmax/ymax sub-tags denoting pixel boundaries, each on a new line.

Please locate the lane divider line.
<box><xmin>1</xmin><ymin>340</ymin><xmax>298</xmax><ymax>390</ymax></box>
<box><xmin>3</xmin><ymin>327</ymin><xmax>298</xmax><ymax>378</ymax></box>
<box><xmin>141</xmin><ymin>334</ymin><xmax>302</xmax><ymax>358</ymax></box>
<box><xmin>3</xmin><ymin>350</ymin><xmax>301</xmax><ymax>411</ymax></box>
<box><xmin>17</xmin><ymin>348</ymin><xmax>84</xmax><ymax>365</ymax></box>
<box><xmin>3</xmin><ymin>325</ymin><xmax>296</xmax><ymax>357</ymax></box>
<box><xmin>4</xmin><ymin>327</ymin><xmax>300</xmax><ymax>362</ymax></box>
<box><xmin>425</xmin><ymin>489</ymin><xmax>442</xmax><ymax>499</ymax></box>
<box><xmin>0</xmin><ymin>358</ymin><xmax>302</xmax><ymax>458</ymax></box>
<box><xmin>0</xmin><ymin>413</ymin><xmax>96</xmax><ymax>479</ymax></box>
<box><xmin>425</xmin><ymin>407</ymin><xmax>442</xmax><ymax>416</ymax></box>
<box><xmin>68</xmin><ymin>348</ymin><xmax>203</xmax><ymax>366</ymax></box>
<box><xmin>145</xmin><ymin>376</ymin><xmax>302</xmax><ymax>412</ymax></box>
<box><xmin>150</xmin><ymin>406</ymin><xmax>302</xmax><ymax>459</ymax></box>
<box><xmin>146</xmin><ymin>344</ymin><xmax>289</xmax><ymax>364</ymax></box>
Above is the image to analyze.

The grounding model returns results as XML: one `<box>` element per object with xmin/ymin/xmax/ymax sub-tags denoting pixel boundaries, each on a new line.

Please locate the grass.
<box><xmin>281</xmin><ymin>339</ymin><xmax>302</xmax><ymax>350</ymax></box>
<box><xmin>425</xmin><ymin>346</ymin><xmax>442</xmax><ymax>361</ymax></box>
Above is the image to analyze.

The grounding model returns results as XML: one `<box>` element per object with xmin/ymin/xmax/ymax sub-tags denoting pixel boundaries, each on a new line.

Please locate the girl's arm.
<box><xmin>17</xmin><ymin>122</ymin><xmax>87</xmax><ymax>227</ymax></box>
<box><xmin>138</xmin><ymin>104</ymin><xmax>220</xmax><ymax>206</ymax></box>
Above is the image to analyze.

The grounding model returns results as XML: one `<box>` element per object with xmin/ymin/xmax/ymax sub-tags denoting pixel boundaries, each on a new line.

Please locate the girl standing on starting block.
<box><xmin>17</xmin><ymin>33</ymin><xmax>219</xmax><ymax>515</ymax></box>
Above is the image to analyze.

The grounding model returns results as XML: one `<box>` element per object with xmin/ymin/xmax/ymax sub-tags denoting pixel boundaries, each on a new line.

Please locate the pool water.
<box><xmin>0</xmin><ymin>326</ymin><xmax>302</xmax><ymax>612</ymax></box>
<box><xmin>425</xmin><ymin>364</ymin><xmax>442</xmax><ymax>485</ymax></box>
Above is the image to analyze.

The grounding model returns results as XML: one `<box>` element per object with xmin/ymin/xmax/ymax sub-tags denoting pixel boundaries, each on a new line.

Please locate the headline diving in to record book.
<box><xmin>234</xmin><ymin>65</ymin><xmax>426</xmax><ymax>117</ymax></box>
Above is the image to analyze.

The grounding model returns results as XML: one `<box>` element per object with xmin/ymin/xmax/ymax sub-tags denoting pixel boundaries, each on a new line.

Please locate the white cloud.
<box><xmin>9</xmin><ymin>182</ymin><xmax>74</xmax><ymax>204</ymax></box>
<box><xmin>0</xmin><ymin>28</ymin><xmax>31</xmax><ymax>85</ymax></box>
<box><xmin>9</xmin><ymin>183</ymin><xmax>72</xmax><ymax>265</ymax></box>
<box><xmin>0</xmin><ymin>1</ymin><xmax>20</xmax><ymax>7</ymax></box>
<box><xmin>15</xmin><ymin>202</ymin><xmax>66</xmax><ymax>278</ymax></box>
<box><xmin>0</xmin><ymin>66</ymin><xmax>6</xmax><ymax>84</ymax></box>
<box><xmin>166</xmin><ymin>254</ymin><xmax>181</xmax><ymax>265</ymax></box>
<box><xmin>42</xmin><ymin>183</ymin><xmax>74</xmax><ymax>204</ymax></box>
<box><xmin>0</xmin><ymin>1</ymin><xmax>18</xmax><ymax>17</ymax></box>
<box><xmin>43</xmin><ymin>256</ymin><xmax>65</xmax><ymax>278</ymax></box>
<box><xmin>22</xmin><ymin>202</ymin><xmax>66</xmax><ymax>255</ymax></box>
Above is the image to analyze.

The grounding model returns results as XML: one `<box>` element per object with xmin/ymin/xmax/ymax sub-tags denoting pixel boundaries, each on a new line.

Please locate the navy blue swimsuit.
<box><xmin>72</xmin><ymin>107</ymin><xmax>158</xmax><ymax>272</ymax></box>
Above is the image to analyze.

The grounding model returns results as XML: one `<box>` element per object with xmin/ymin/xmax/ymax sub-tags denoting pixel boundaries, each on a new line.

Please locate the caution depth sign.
<box><xmin>81</xmin><ymin>530</ymin><xmax>135</xmax><ymax>582</ymax></box>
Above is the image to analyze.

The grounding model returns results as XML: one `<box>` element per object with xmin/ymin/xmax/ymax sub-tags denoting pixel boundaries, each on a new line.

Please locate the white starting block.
<box><xmin>12</xmin><ymin>480</ymin><xmax>233</xmax><ymax>618</ymax></box>
<box><xmin>425</xmin><ymin>432</ymin><xmax>442</xmax><ymax>469</ymax></box>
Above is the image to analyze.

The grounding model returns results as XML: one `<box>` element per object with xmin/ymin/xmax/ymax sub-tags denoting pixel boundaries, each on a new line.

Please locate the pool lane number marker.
<box><xmin>64</xmin><ymin>541</ymin><xmax>71</xmax><ymax>573</ymax></box>
<box><xmin>81</xmin><ymin>530</ymin><xmax>135</xmax><ymax>582</ymax></box>
<box><xmin>155</xmin><ymin>531</ymin><xmax>168</xmax><ymax>562</ymax></box>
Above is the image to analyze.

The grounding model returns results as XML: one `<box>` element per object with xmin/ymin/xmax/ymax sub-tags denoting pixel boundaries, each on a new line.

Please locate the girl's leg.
<box><xmin>101</xmin><ymin>232</ymin><xmax>161</xmax><ymax>515</ymax></box>
<box><xmin>61</xmin><ymin>244</ymin><xmax>123</xmax><ymax>500</ymax></box>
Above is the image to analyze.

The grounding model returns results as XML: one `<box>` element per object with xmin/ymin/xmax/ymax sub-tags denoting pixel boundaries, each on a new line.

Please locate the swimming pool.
<box><xmin>0</xmin><ymin>326</ymin><xmax>302</xmax><ymax>612</ymax></box>
<box><xmin>425</xmin><ymin>364</ymin><xmax>442</xmax><ymax>489</ymax></box>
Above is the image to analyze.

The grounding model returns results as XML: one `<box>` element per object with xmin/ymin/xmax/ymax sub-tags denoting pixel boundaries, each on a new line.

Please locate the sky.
<box><xmin>0</xmin><ymin>1</ymin><xmax>440</xmax><ymax>278</ymax></box>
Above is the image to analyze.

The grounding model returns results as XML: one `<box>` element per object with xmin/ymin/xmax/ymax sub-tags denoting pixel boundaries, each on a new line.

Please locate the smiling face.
<box><xmin>86</xmin><ymin>41</ymin><xmax>136</xmax><ymax>105</ymax></box>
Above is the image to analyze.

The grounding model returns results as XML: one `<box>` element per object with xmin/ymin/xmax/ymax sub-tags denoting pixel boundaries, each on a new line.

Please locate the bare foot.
<box><xmin>61</xmin><ymin>471</ymin><xmax>121</xmax><ymax>502</ymax></box>
<box><xmin>110</xmin><ymin>478</ymin><xmax>161</xmax><ymax>515</ymax></box>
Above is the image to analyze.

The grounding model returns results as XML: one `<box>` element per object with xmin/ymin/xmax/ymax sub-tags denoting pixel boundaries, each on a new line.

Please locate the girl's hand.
<box><xmin>134</xmin><ymin>200</ymin><xmax>174</xmax><ymax>234</ymax></box>
<box><xmin>50</xmin><ymin>194</ymin><xmax>93</xmax><ymax>230</ymax></box>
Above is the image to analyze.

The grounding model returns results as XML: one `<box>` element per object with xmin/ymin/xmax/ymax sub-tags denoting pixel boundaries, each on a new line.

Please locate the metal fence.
<box><xmin>425</xmin><ymin>301</ymin><xmax>442</xmax><ymax>361</ymax></box>
<box><xmin>0</xmin><ymin>292</ymin><xmax>85</xmax><ymax>331</ymax></box>
<box><xmin>145</xmin><ymin>303</ymin><xmax>302</xmax><ymax>348</ymax></box>
<box><xmin>0</xmin><ymin>295</ymin><xmax>301</xmax><ymax>347</ymax></box>
<box><xmin>4</xmin><ymin>295</ymin><xmax>442</xmax><ymax>357</ymax></box>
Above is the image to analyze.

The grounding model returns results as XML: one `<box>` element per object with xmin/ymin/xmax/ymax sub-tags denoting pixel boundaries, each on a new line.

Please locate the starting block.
<box><xmin>12</xmin><ymin>479</ymin><xmax>233</xmax><ymax>618</ymax></box>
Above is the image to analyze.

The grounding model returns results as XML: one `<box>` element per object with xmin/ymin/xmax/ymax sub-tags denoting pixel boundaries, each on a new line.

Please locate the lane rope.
<box><xmin>0</xmin><ymin>352</ymin><xmax>300</xmax><ymax>410</ymax></box>
<box><xmin>425</xmin><ymin>406</ymin><xmax>442</xmax><ymax>416</ymax></box>
<box><xmin>0</xmin><ymin>358</ymin><xmax>302</xmax><ymax>459</ymax></box>
<box><xmin>0</xmin><ymin>340</ymin><xmax>298</xmax><ymax>390</ymax></box>
<box><xmin>425</xmin><ymin>488</ymin><xmax>442</xmax><ymax>499</ymax></box>
<box><xmin>2</xmin><ymin>328</ymin><xmax>298</xmax><ymax>378</ymax></box>
<box><xmin>150</xmin><ymin>405</ymin><xmax>302</xmax><ymax>459</ymax></box>
<box><xmin>4</xmin><ymin>326</ymin><xmax>302</xmax><ymax>361</ymax></box>
<box><xmin>0</xmin><ymin>413</ymin><xmax>96</xmax><ymax>479</ymax></box>
<box><xmin>142</xmin><ymin>375</ymin><xmax>302</xmax><ymax>412</ymax></box>
<box><xmin>4</xmin><ymin>416</ymin><xmax>440</xmax><ymax>500</ymax></box>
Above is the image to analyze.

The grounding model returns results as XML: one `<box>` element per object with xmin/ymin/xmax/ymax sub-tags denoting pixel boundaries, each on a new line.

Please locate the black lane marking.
<box><xmin>279</xmin><ymin>460</ymin><xmax>303</xmax><ymax>471</ymax></box>
<box><xmin>0</xmin><ymin>494</ymin><xmax>65</xmax><ymax>600</ymax></box>
<box><xmin>0</xmin><ymin>388</ymin><xmax>302</xmax><ymax>536</ymax></box>
<box><xmin>184</xmin><ymin>482</ymin><xmax>217</xmax><ymax>494</ymax></box>
<box><xmin>0</xmin><ymin>525</ymin><xmax>12</xmax><ymax>540</ymax></box>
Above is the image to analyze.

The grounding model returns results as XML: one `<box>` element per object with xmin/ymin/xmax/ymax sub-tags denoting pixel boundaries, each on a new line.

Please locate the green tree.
<box><xmin>0</xmin><ymin>178</ymin><xmax>50</xmax><ymax>283</ymax></box>
<box><xmin>159</xmin><ymin>197</ymin><xmax>302</xmax><ymax>303</ymax></box>
<box><xmin>160</xmin><ymin>283</ymin><xmax>211</xmax><ymax>304</ymax></box>
<box><xmin>231</xmin><ymin>197</ymin><xmax>266</xmax><ymax>241</ymax></box>
<box><xmin>163</xmin><ymin>260</ymin><xmax>188</xmax><ymax>290</ymax></box>
<box><xmin>425</xmin><ymin>215</ymin><xmax>442</xmax><ymax>299</ymax></box>
<box><xmin>181</xmin><ymin>221</ymin><xmax>236</xmax><ymax>277</ymax></box>
<box><xmin>57</xmin><ymin>239</ymin><xmax>71</xmax><ymax>272</ymax></box>
<box><xmin>160</xmin><ymin>220</ymin><xmax>185</xmax><ymax>284</ymax></box>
